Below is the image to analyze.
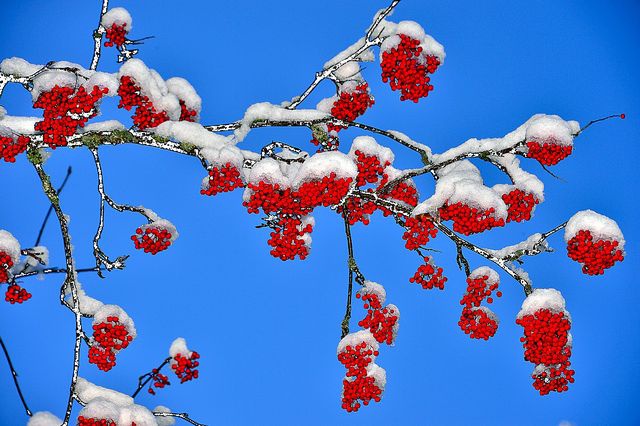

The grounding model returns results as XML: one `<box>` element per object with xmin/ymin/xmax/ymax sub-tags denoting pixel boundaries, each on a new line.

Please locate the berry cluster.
<box><xmin>88</xmin><ymin>316</ymin><xmax>133</xmax><ymax>372</ymax></box>
<box><xmin>171</xmin><ymin>351</ymin><xmax>200</xmax><ymax>383</ymax></box>
<box><xmin>356</xmin><ymin>292</ymin><xmax>399</xmax><ymax>345</ymax></box>
<box><xmin>148</xmin><ymin>368</ymin><xmax>171</xmax><ymax>395</ymax></box>
<box><xmin>77</xmin><ymin>417</ymin><xmax>116</xmax><ymax>426</ymax></box>
<box><xmin>566</xmin><ymin>230</ymin><xmax>624</xmax><ymax>275</ymax></box>
<box><xmin>131</xmin><ymin>226</ymin><xmax>173</xmax><ymax>255</ymax></box>
<box><xmin>353</xmin><ymin>149</ymin><xmax>390</xmax><ymax>187</ymax></box>
<box><xmin>458</xmin><ymin>272</ymin><xmax>501</xmax><ymax>340</ymax></box>
<box><xmin>244</xmin><ymin>174</ymin><xmax>353</xmax><ymax>260</ymax></box>
<box><xmin>0</xmin><ymin>134</ymin><xmax>30</xmax><ymax>163</ymax></box>
<box><xmin>338</xmin><ymin>341</ymin><xmax>383</xmax><ymax>412</ymax></box>
<box><xmin>200</xmin><ymin>163</ymin><xmax>244</xmax><ymax>196</ymax></box>
<box><xmin>0</xmin><ymin>251</ymin><xmax>14</xmax><ymax>283</ymax></box>
<box><xmin>516</xmin><ymin>309</ymin><xmax>574</xmax><ymax>395</ymax></box>
<box><xmin>5</xmin><ymin>284</ymin><xmax>32</xmax><ymax>304</ymax></box>
<box><xmin>311</xmin><ymin>84</ymin><xmax>374</xmax><ymax>150</ymax></box>
<box><xmin>34</xmin><ymin>85</ymin><xmax>108</xmax><ymax>148</ymax></box>
<box><xmin>381</xmin><ymin>34</ymin><xmax>440</xmax><ymax>102</ymax></box>
<box><xmin>438</xmin><ymin>202</ymin><xmax>505</xmax><ymax>236</ymax></box>
<box><xmin>409</xmin><ymin>256</ymin><xmax>447</xmax><ymax>290</ymax></box>
<box><xmin>117</xmin><ymin>76</ymin><xmax>169</xmax><ymax>129</ymax></box>
<box><xmin>525</xmin><ymin>140</ymin><xmax>573</xmax><ymax>166</ymax></box>
<box><xmin>502</xmin><ymin>189</ymin><xmax>539</xmax><ymax>223</ymax></box>
<box><xmin>402</xmin><ymin>215</ymin><xmax>438</xmax><ymax>250</ymax></box>
<box><xmin>104</xmin><ymin>23</ymin><xmax>128</xmax><ymax>48</ymax></box>
<box><xmin>179</xmin><ymin>99</ymin><xmax>198</xmax><ymax>122</ymax></box>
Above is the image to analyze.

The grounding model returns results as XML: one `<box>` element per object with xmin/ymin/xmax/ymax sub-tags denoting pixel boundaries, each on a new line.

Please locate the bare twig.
<box><xmin>131</xmin><ymin>356</ymin><xmax>171</xmax><ymax>398</ymax></box>
<box><xmin>152</xmin><ymin>411</ymin><xmax>207</xmax><ymax>426</ymax></box>
<box><xmin>0</xmin><ymin>336</ymin><xmax>32</xmax><ymax>417</ymax></box>
<box><xmin>34</xmin><ymin>166</ymin><xmax>72</xmax><ymax>247</ymax></box>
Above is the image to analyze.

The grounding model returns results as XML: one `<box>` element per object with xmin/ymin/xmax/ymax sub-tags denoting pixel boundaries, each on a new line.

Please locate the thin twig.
<box><xmin>131</xmin><ymin>356</ymin><xmax>171</xmax><ymax>398</ymax></box>
<box><xmin>34</xmin><ymin>166</ymin><xmax>72</xmax><ymax>246</ymax></box>
<box><xmin>152</xmin><ymin>411</ymin><xmax>207</xmax><ymax>426</ymax></box>
<box><xmin>89</xmin><ymin>0</ymin><xmax>110</xmax><ymax>70</ymax></box>
<box><xmin>0</xmin><ymin>336</ymin><xmax>32</xmax><ymax>417</ymax></box>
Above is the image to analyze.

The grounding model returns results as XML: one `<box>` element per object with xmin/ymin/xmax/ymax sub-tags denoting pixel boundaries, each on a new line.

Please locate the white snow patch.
<box><xmin>564</xmin><ymin>210</ymin><xmax>625</xmax><ymax>249</ymax></box>
<box><xmin>101</xmin><ymin>7</ymin><xmax>132</xmax><ymax>30</ymax></box>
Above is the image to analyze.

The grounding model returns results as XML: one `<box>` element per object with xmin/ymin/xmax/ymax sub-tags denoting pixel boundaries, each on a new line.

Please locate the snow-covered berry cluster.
<box><xmin>88</xmin><ymin>312</ymin><xmax>135</xmax><ymax>372</ymax></box>
<box><xmin>131</xmin><ymin>219</ymin><xmax>178</xmax><ymax>255</ymax></box>
<box><xmin>409</xmin><ymin>256</ymin><xmax>447</xmax><ymax>290</ymax></box>
<box><xmin>0</xmin><ymin>133</ymin><xmax>29</xmax><ymax>163</ymax></box>
<box><xmin>104</xmin><ymin>23</ymin><xmax>128</xmax><ymax>48</ymax></box>
<box><xmin>0</xmin><ymin>250</ymin><xmax>14</xmax><ymax>284</ymax></box>
<box><xmin>381</xmin><ymin>34</ymin><xmax>440</xmax><ymax>102</ymax></box>
<box><xmin>458</xmin><ymin>268</ymin><xmax>501</xmax><ymax>340</ymax></box>
<box><xmin>337</xmin><ymin>330</ymin><xmax>386</xmax><ymax>413</ymax></box>
<box><xmin>438</xmin><ymin>202</ymin><xmax>505</xmax><ymax>236</ymax></box>
<box><xmin>523</xmin><ymin>115</ymin><xmax>578</xmax><ymax>166</ymax></box>
<box><xmin>200</xmin><ymin>162</ymin><xmax>244</xmax><ymax>196</ymax></box>
<box><xmin>101</xmin><ymin>7</ymin><xmax>132</xmax><ymax>49</ymax></box>
<box><xmin>169</xmin><ymin>338</ymin><xmax>200</xmax><ymax>384</ymax></box>
<box><xmin>117</xmin><ymin>76</ymin><xmax>169</xmax><ymax>130</ymax></box>
<box><xmin>356</xmin><ymin>281</ymin><xmax>400</xmax><ymax>345</ymax></box>
<box><xmin>179</xmin><ymin>99</ymin><xmax>198</xmax><ymax>122</ymax></box>
<box><xmin>525</xmin><ymin>140</ymin><xmax>573</xmax><ymax>166</ymax></box>
<box><xmin>5</xmin><ymin>283</ymin><xmax>32</xmax><ymax>304</ymax></box>
<box><xmin>77</xmin><ymin>417</ymin><xmax>116</xmax><ymax>426</ymax></box>
<box><xmin>516</xmin><ymin>289</ymin><xmax>575</xmax><ymax>395</ymax></box>
<box><xmin>565</xmin><ymin>210</ymin><xmax>625</xmax><ymax>275</ymax></box>
<box><xmin>34</xmin><ymin>85</ymin><xmax>108</xmax><ymax>148</ymax></box>
<box><xmin>501</xmin><ymin>189</ymin><xmax>539</xmax><ymax>223</ymax></box>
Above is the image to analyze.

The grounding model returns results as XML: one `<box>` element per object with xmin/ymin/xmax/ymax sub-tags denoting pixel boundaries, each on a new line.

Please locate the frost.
<box><xmin>27</xmin><ymin>412</ymin><xmax>63</xmax><ymax>426</ymax></box>
<box><xmin>102</xmin><ymin>7</ymin><xmax>133</xmax><ymax>31</ymax></box>
<box><xmin>564</xmin><ymin>210</ymin><xmax>625</xmax><ymax>249</ymax></box>
<box><xmin>517</xmin><ymin>288</ymin><xmax>569</xmax><ymax>320</ymax></box>
<box><xmin>0</xmin><ymin>229</ymin><xmax>21</xmax><ymax>264</ymax></box>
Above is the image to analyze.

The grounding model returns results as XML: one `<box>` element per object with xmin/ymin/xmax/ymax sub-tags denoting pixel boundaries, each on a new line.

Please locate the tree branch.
<box><xmin>0</xmin><ymin>336</ymin><xmax>32</xmax><ymax>417</ymax></box>
<box><xmin>131</xmin><ymin>356</ymin><xmax>171</xmax><ymax>398</ymax></box>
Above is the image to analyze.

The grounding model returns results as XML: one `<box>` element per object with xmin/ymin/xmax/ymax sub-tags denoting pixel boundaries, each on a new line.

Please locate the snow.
<box><xmin>386</xmin><ymin>303</ymin><xmax>401</xmax><ymax>343</ymax></box>
<box><xmin>75</xmin><ymin>285</ymin><xmax>105</xmax><ymax>316</ymax></box>
<box><xmin>235</xmin><ymin>102</ymin><xmax>328</xmax><ymax>142</ymax></box>
<box><xmin>166</xmin><ymin>77</ymin><xmax>201</xmax><ymax>119</ymax></box>
<box><xmin>154</xmin><ymin>406</ymin><xmax>176</xmax><ymax>426</ymax></box>
<box><xmin>487</xmin><ymin>233</ymin><xmax>547</xmax><ymax>260</ymax></box>
<box><xmin>412</xmin><ymin>160</ymin><xmax>508</xmax><ymax>219</ymax></box>
<box><xmin>169</xmin><ymin>337</ymin><xmax>192</xmax><ymax>358</ymax></box>
<box><xmin>471</xmin><ymin>306</ymin><xmax>499</xmax><ymax>324</ymax></box>
<box><xmin>0</xmin><ymin>229</ymin><xmax>21</xmax><ymax>264</ymax></box>
<box><xmin>76</xmin><ymin>377</ymin><xmax>134</xmax><ymax>406</ymax></box>
<box><xmin>323</xmin><ymin>36</ymin><xmax>374</xmax><ymax>70</ymax></box>
<box><xmin>517</xmin><ymin>288</ymin><xmax>569</xmax><ymax>320</ymax></box>
<box><xmin>118</xmin><ymin>404</ymin><xmax>158</xmax><ymax>426</ymax></box>
<box><xmin>291</xmin><ymin>151</ymin><xmax>357</xmax><ymax>188</ymax></box>
<box><xmin>379</xmin><ymin>20</ymin><xmax>446</xmax><ymax>64</ymax></box>
<box><xmin>140</xmin><ymin>218</ymin><xmax>179</xmax><ymax>243</ymax></box>
<box><xmin>93</xmin><ymin>304</ymin><xmax>137</xmax><ymax>338</ymax></box>
<box><xmin>82</xmin><ymin>120</ymin><xmax>125</xmax><ymax>133</ymax></box>
<box><xmin>348</xmin><ymin>136</ymin><xmax>395</xmax><ymax>165</ymax></box>
<box><xmin>469</xmin><ymin>266</ymin><xmax>499</xmax><ymax>284</ymax></box>
<box><xmin>366</xmin><ymin>363</ymin><xmax>387</xmax><ymax>390</ymax></box>
<box><xmin>333</xmin><ymin>61</ymin><xmax>363</xmax><ymax>82</ymax></box>
<box><xmin>0</xmin><ymin>57</ymin><xmax>41</xmax><ymax>77</ymax></box>
<box><xmin>118</xmin><ymin>59</ymin><xmax>181</xmax><ymax>120</ymax></box>
<box><xmin>78</xmin><ymin>398</ymin><xmax>121</xmax><ymax>421</ymax></box>
<box><xmin>101</xmin><ymin>7</ymin><xmax>132</xmax><ymax>30</ymax></box>
<box><xmin>0</xmin><ymin>114</ymin><xmax>40</xmax><ymax>135</ymax></box>
<box><xmin>23</xmin><ymin>245</ymin><xmax>49</xmax><ymax>267</ymax></box>
<box><xmin>27</xmin><ymin>412</ymin><xmax>63</xmax><ymax>426</ymax></box>
<box><xmin>245</xmin><ymin>157</ymin><xmax>290</xmax><ymax>188</ymax></box>
<box><xmin>357</xmin><ymin>280</ymin><xmax>386</xmax><ymax>304</ymax></box>
<box><xmin>0</xmin><ymin>106</ymin><xmax>5</xmax><ymax>120</ymax></box>
<box><xmin>525</xmin><ymin>115</ymin><xmax>579</xmax><ymax>146</ymax></box>
<box><xmin>491</xmin><ymin>154</ymin><xmax>545</xmax><ymax>201</ymax></box>
<box><xmin>337</xmin><ymin>329</ymin><xmax>379</xmax><ymax>355</ymax></box>
<box><xmin>564</xmin><ymin>210</ymin><xmax>625</xmax><ymax>249</ymax></box>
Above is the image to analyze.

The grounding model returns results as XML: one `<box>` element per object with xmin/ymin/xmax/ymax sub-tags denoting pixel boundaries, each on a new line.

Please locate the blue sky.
<box><xmin>1</xmin><ymin>1</ymin><xmax>639</xmax><ymax>425</ymax></box>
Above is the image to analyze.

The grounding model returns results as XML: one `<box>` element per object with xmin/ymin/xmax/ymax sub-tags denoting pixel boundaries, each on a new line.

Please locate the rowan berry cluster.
<box><xmin>516</xmin><ymin>308</ymin><xmax>574</xmax><ymax>395</ymax></box>
<box><xmin>88</xmin><ymin>315</ymin><xmax>134</xmax><ymax>372</ymax></box>
<box><xmin>5</xmin><ymin>284</ymin><xmax>32</xmax><ymax>304</ymax></box>
<box><xmin>131</xmin><ymin>226</ymin><xmax>173</xmax><ymax>255</ymax></box>
<box><xmin>381</xmin><ymin>34</ymin><xmax>440</xmax><ymax>102</ymax></box>
<box><xmin>402</xmin><ymin>215</ymin><xmax>438</xmax><ymax>250</ymax></box>
<box><xmin>458</xmin><ymin>272</ymin><xmax>501</xmax><ymax>340</ymax></box>
<box><xmin>34</xmin><ymin>85</ymin><xmax>108</xmax><ymax>148</ymax></box>
<box><xmin>409</xmin><ymin>256</ymin><xmax>447</xmax><ymax>290</ymax></box>
<box><xmin>311</xmin><ymin>84</ymin><xmax>374</xmax><ymax>150</ymax></box>
<box><xmin>148</xmin><ymin>368</ymin><xmax>171</xmax><ymax>395</ymax></box>
<box><xmin>179</xmin><ymin>99</ymin><xmax>198</xmax><ymax>122</ymax></box>
<box><xmin>338</xmin><ymin>340</ymin><xmax>383</xmax><ymax>412</ymax></box>
<box><xmin>77</xmin><ymin>417</ymin><xmax>116</xmax><ymax>426</ymax></box>
<box><xmin>525</xmin><ymin>140</ymin><xmax>573</xmax><ymax>166</ymax></box>
<box><xmin>0</xmin><ymin>251</ymin><xmax>14</xmax><ymax>283</ymax></box>
<box><xmin>171</xmin><ymin>351</ymin><xmax>200</xmax><ymax>383</ymax></box>
<box><xmin>438</xmin><ymin>202</ymin><xmax>505</xmax><ymax>236</ymax></box>
<box><xmin>0</xmin><ymin>134</ymin><xmax>29</xmax><ymax>163</ymax></box>
<box><xmin>356</xmin><ymin>291</ymin><xmax>399</xmax><ymax>345</ymax></box>
<box><xmin>200</xmin><ymin>163</ymin><xmax>244</xmax><ymax>196</ymax></box>
<box><xmin>566</xmin><ymin>230</ymin><xmax>624</xmax><ymax>275</ymax></box>
<box><xmin>502</xmin><ymin>189</ymin><xmax>539</xmax><ymax>223</ymax></box>
<box><xmin>117</xmin><ymin>76</ymin><xmax>169</xmax><ymax>130</ymax></box>
<box><xmin>244</xmin><ymin>174</ymin><xmax>353</xmax><ymax>260</ymax></box>
<box><xmin>104</xmin><ymin>23</ymin><xmax>128</xmax><ymax>48</ymax></box>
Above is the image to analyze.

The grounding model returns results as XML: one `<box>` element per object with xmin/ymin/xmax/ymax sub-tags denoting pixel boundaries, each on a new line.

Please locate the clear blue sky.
<box><xmin>1</xmin><ymin>1</ymin><xmax>639</xmax><ymax>425</ymax></box>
